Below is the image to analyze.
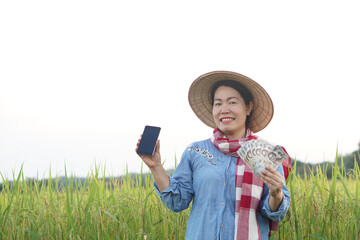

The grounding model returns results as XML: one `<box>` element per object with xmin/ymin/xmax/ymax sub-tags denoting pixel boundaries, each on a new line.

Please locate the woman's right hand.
<box><xmin>135</xmin><ymin>136</ymin><xmax>162</xmax><ymax>170</ymax></box>
<box><xmin>136</xmin><ymin>136</ymin><xmax>170</xmax><ymax>192</ymax></box>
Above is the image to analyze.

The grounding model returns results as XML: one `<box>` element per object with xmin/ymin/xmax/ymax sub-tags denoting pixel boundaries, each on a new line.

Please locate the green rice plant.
<box><xmin>272</xmin><ymin>152</ymin><xmax>360</xmax><ymax>240</ymax></box>
<box><xmin>0</xmin><ymin>152</ymin><xmax>359</xmax><ymax>239</ymax></box>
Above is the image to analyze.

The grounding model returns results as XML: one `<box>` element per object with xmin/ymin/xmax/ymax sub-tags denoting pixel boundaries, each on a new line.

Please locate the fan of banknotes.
<box><xmin>237</xmin><ymin>139</ymin><xmax>288</xmax><ymax>178</ymax></box>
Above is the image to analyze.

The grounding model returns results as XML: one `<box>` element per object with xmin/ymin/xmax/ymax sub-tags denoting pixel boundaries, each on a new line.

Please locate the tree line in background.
<box><xmin>295</xmin><ymin>142</ymin><xmax>360</xmax><ymax>179</ymax></box>
<box><xmin>1</xmin><ymin>143</ymin><xmax>359</xmax><ymax>191</ymax></box>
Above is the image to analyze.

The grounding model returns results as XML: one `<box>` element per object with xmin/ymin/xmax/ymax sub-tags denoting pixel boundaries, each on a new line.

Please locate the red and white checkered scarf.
<box><xmin>210</xmin><ymin>128</ymin><xmax>291</xmax><ymax>240</ymax></box>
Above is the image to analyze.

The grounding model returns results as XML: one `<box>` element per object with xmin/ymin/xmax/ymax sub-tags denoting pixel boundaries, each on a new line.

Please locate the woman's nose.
<box><xmin>220</xmin><ymin>104</ymin><xmax>230</xmax><ymax>114</ymax></box>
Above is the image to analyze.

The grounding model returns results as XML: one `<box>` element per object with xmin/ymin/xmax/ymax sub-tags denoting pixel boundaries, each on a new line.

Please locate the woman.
<box><xmin>136</xmin><ymin>71</ymin><xmax>291</xmax><ymax>240</ymax></box>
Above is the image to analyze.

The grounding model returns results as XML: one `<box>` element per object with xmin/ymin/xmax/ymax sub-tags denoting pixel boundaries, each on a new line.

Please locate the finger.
<box><xmin>261</xmin><ymin>168</ymin><xmax>278</xmax><ymax>179</ymax></box>
<box><xmin>136</xmin><ymin>136</ymin><xmax>143</xmax><ymax>153</ymax></box>
<box><xmin>261</xmin><ymin>171</ymin><xmax>284</xmax><ymax>187</ymax></box>
<box><xmin>135</xmin><ymin>145</ymin><xmax>141</xmax><ymax>154</ymax></box>
<box><xmin>265</xmin><ymin>166</ymin><xmax>278</xmax><ymax>174</ymax></box>
<box><xmin>264</xmin><ymin>166</ymin><xmax>284</xmax><ymax>179</ymax></box>
<box><xmin>261</xmin><ymin>173</ymin><xmax>275</xmax><ymax>186</ymax></box>
<box><xmin>136</xmin><ymin>139</ymin><xmax>142</xmax><ymax>151</ymax></box>
<box><xmin>154</xmin><ymin>139</ymin><xmax>160</xmax><ymax>154</ymax></box>
<box><xmin>137</xmin><ymin>135</ymin><xmax>143</xmax><ymax>143</ymax></box>
<box><xmin>263</xmin><ymin>176</ymin><xmax>283</xmax><ymax>189</ymax></box>
<box><xmin>263</xmin><ymin>169</ymin><xmax>283</xmax><ymax>182</ymax></box>
<box><xmin>265</xmin><ymin>167</ymin><xmax>283</xmax><ymax>180</ymax></box>
<box><xmin>264</xmin><ymin>170</ymin><xmax>283</xmax><ymax>182</ymax></box>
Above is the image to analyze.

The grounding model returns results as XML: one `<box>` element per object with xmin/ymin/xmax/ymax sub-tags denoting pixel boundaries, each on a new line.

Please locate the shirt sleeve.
<box><xmin>259</xmin><ymin>164</ymin><xmax>290</xmax><ymax>222</ymax></box>
<box><xmin>154</xmin><ymin>147</ymin><xmax>194</xmax><ymax>212</ymax></box>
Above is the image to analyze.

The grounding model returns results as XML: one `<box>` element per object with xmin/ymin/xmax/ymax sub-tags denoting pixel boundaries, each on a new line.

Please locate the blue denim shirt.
<box><xmin>155</xmin><ymin>139</ymin><xmax>290</xmax><ymax>240</ymax></box>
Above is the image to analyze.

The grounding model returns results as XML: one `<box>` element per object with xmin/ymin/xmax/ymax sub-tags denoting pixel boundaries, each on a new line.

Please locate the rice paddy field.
<box><xmin>0</xmin><ymin>154</ymin><xmax>359</xmax><ymax>240</ymax></box>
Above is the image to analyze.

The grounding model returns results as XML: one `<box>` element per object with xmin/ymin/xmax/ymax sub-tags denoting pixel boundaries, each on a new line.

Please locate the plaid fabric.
<box><xmin>210</xmin><ymin>128</ymin><xmax>291</xmax><ymax>240</ymax></box>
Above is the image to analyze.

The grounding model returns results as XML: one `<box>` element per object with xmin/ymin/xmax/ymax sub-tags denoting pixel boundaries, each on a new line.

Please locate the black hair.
<box><xmin>210</xmin><ymin>80</ymin><xmax>254</xmax><ymax>127</ymax></box>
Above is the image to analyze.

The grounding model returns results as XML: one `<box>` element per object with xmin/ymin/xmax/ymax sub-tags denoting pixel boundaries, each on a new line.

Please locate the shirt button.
<box><xmin>223</xmin><ymin>182</ymin><xmax>226</xmax><ymax>185</ymax></box>
<box><xmin>221</xmin><ymin>224</ymin><xmax>224</xmax><ymax>228</ymax></box>
<box><xmin>220</xmin><ymin>202</ymin><xmax>224</xmax><ymax>206</ymax></box>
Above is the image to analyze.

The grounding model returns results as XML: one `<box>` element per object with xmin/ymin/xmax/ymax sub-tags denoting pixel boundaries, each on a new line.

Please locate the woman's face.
<box><xmin>212</xmin><ymin>86</ymin><xmax>253</xmax><ymax>139</ymax></box>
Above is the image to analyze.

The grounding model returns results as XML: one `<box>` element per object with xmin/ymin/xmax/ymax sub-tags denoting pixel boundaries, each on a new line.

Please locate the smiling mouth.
<box><xmin>221</xmin><ymin>117</ymin><xmax>235</xmax><ymax>122</ymax></box>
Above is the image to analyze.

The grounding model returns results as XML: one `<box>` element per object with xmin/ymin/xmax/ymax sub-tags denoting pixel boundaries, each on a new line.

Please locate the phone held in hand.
<box><xmin>137</xmin><ymin>125</ymin><xmax>161</xmax><ymax>156</ymax></box>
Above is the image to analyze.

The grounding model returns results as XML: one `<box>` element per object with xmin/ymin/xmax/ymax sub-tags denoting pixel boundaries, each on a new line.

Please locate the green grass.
<box><xmin>0</xmin><ymin>154</ymin><xmax>359</xmax><ymax>239</ymax></box>
<box><xmin>273</xmin><ymin>153</ymin><xmax>360</xmax><ymax>240</ymax></box>
<box><xmin>0</xmin><ymin>164</ymin><xmax>189</xmax><ymax>240</ymax></box>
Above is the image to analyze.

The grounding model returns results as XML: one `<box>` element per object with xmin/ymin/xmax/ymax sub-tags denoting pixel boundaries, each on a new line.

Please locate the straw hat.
<box><xmin>188</xmin><ymin>70</ymin><xmax>274</xmax><ymax>133</ymax></box>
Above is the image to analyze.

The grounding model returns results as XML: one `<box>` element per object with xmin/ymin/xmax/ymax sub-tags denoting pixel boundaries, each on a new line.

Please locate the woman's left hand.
<box><xmin>260</xmin><ymin>166</ymin><xmax>284</xmax><ymax>211</ymax></box>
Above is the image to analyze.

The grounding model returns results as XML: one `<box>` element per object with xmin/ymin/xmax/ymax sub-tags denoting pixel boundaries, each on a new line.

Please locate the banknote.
<box><xmin>237</xmin><ymin>139</ymin><xmax>288</xmax><ymax>178</ymax></box>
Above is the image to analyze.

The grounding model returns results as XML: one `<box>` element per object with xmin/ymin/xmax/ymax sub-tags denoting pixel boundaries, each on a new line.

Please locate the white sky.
<box><xmin>1</xmin><ymin>0</ymin><xmax>359</xmax><ymax>179</ymax></box>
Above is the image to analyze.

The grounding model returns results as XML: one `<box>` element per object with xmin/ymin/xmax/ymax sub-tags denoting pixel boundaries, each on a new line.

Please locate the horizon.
<box><xmin>2</xmin><ymin>144</ymin><xmax>359</xmax><ymax>183</ymax></box>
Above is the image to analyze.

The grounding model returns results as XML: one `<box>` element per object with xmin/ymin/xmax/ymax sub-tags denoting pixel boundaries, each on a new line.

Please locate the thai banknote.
<box><xmin>237</xmin><ymin>139</ymin><xmax>288</xmax><ymax>178</ymax></box>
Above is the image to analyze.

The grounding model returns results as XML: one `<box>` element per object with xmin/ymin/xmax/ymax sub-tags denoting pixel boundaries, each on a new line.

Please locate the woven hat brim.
<box><xmin>188</xmin><ymin>71</ymin><xmax>274</xmax><ymax>133</ymax></box>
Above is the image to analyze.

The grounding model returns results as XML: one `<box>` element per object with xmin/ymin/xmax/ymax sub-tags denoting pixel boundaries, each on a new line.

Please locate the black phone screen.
<box><xmin>137</xmin><ymin>125</ymin><xmax>161</xmax><ymax>156</ymax></box>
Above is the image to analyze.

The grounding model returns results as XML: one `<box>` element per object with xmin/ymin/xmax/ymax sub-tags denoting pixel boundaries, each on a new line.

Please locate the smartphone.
<box><xmin>137</xmin><ymin>125</ymin><xmax>161</xmax><ymax>156</ymax></box>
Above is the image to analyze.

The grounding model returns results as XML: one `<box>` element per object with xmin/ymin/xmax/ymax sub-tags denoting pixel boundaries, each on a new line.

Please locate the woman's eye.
<box><xmin>214</xmin><ymin>102</ymin><xmax>221</xmax><ymax>106</ymax></box>
<box><xmin>230</xmin><ymin>101</ymin><xmax>237</xmax><ymax>105</ymax></box>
